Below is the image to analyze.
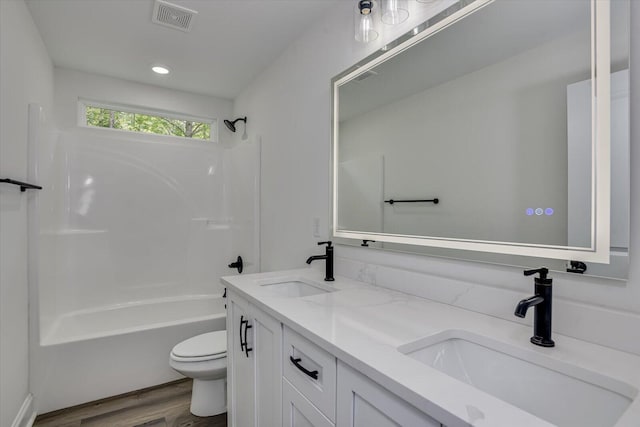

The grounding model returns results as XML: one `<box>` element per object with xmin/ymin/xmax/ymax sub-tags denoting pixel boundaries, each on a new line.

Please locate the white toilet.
<box><xmin>169</xmin><ymin>330</ymin><xmax>227</xmax><ymax>417</ymax></box>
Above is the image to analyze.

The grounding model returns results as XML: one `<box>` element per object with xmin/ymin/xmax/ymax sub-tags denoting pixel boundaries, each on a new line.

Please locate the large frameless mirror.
<box><xmin>332</xmin><ymin>0</ymin><xmax>630</xmax><ymax>279</ymax></box>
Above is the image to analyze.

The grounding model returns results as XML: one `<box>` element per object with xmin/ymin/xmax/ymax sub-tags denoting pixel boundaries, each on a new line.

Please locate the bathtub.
<box><xmin>41</xmin><ymin>294</ymin><xmax>225</xmax><ymax>346</ymax></box>
<box><xmin>33</xmin><ymin>294</ymin><xmax>226</xmax><ymax>414</ymax></box>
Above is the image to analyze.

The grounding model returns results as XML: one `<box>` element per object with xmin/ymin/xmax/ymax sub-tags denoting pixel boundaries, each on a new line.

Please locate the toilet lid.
<box><xmin>172</xmin><ymin>331</ymin><xmax>227</xmax><ymax>359</ymax></box>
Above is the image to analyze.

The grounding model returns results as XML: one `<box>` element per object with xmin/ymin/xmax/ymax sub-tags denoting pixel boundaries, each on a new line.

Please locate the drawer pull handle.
<box><xmin>290</xmin><ymin>356</ymin><xmax>318</xmax><ymax>380</ymax></box>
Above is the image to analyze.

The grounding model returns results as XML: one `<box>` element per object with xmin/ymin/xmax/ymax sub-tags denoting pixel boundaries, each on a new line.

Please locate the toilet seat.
<box><xmin>171</xmin><ymin>331</ymin><xmax>227</xmax><ymax>362</ymax></box>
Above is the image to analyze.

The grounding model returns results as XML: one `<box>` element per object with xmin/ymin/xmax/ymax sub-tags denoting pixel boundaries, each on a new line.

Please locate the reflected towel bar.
<box><xmin>385</xmin><ymin>198</ymin><xmax>439</xmax><ymax>205</ymax></box>
<box><xmin>0</xmin><ymin>178</ymin><xmax>43</xmax><ymax>192</ymax></box>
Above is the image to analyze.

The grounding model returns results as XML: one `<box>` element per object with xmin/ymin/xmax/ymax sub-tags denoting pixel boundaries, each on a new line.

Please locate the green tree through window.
<box><xmin>85</xmin><ymin>106</ymin><xmax>212</xmax><ymax>140</ymax></box>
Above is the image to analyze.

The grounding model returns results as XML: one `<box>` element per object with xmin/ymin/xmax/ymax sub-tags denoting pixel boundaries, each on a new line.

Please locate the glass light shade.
<box><xmin>381</xmin><ymin>0</ymin><xmax>409</xmax><ymax>25</ymax></box>
<box><xmin>354</xmin><ymin>1</ymin><xmax>379</xmax><ymax>42</ymax></box>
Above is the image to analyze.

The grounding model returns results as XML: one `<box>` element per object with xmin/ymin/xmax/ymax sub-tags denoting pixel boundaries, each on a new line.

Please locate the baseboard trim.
<box><xmin>26</xmin><ymin>412</ymin><xmax>37</xmax><ymax>427</ymax></box>
<box><xmin>11</xmin><ymin>393</ymin><xmax>35</xmax><ymax>427</ymax></box>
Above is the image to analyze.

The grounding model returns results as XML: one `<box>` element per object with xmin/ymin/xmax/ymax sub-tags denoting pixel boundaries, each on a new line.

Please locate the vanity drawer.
<box><xmin>283</xmin><ymin>378</ymin><xmax>334</xmax><ymax>427</ymax></box>
<box><xmin>283</xmin><ymin>326</ymin><xmax>336</xmax><ymax>422</ymax></box>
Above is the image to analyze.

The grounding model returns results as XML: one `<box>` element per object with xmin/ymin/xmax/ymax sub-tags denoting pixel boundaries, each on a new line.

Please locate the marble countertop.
<box><xmin>222</xmin><ymin>268</ymin><xmax>640</xmax><ymax>427</ymax></box>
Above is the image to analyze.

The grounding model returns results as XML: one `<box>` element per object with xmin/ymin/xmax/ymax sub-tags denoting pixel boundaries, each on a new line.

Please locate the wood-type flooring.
<box><xmin>33</xmin><ymin>379</ymin><xmax>227</xmax><ymax>427</ymax></box>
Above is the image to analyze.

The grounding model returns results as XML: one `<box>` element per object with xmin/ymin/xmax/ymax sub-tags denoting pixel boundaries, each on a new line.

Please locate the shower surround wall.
<box><xmin>31</xmin><ymin>69</ymin><xmax>259</xmax><ymax>413</ymax></box>
<box><xmin>38</xmin><ymin>128</ymin><xmax>229</xmax><ymax>341</ymax></box>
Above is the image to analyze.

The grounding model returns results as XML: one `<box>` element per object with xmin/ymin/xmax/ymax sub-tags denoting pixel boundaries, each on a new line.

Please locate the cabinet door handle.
<box><xmin>240</xmin><ymin>315</ymin><xmax>252</xmax><ymax>357</ymax></box>
<box><xmin>239</xmin><ymin>315</ymin><xmax>246</xmax><ymax>351</ymax></box>
<box><xmin>289</xmin><ymin>356</ymin><xmax>318</xmax><ymax>380</ymax></box>
<box><xmin>243</xmin><ymin>322</ymin><xmax>253</xmax><ymax>357</ymax></box>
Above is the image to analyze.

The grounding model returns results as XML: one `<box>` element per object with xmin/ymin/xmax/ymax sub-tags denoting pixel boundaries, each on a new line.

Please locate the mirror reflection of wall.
<box><xmin>335</xmin><ymin>0</ymin><xmax>629</xmax><ymax>279</ymax></box>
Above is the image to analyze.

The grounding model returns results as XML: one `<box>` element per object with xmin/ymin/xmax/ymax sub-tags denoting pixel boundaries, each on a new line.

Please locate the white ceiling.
<box><xmin>26</xmin><ymin>0</ymin><xmax>341</xmax><ymax>100</ymax></box>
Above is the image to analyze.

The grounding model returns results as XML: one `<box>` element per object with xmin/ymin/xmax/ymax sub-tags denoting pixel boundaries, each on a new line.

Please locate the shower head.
<box><xmin>224</xmin><ymin>117</ymin><xmax>247</xmax><ymax>133</ymax></box>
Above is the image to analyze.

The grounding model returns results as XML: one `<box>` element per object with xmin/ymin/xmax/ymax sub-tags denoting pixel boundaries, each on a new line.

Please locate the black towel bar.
<box><xmin>384</xmin><ymin>198</ymin><xmax>439</xmax><ymax>205</ymax></box>
<box><xmin>0</xmin><ymin>178</ymin><xmax>43</xmax><ymax>192</ymax></box>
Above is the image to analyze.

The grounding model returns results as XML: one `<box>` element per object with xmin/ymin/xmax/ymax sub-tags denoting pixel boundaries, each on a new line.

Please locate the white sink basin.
<box><xmin>259</xmin><ymin>280</ymin><xmax>334</xmax><ymax>297</ymax></box>
<box><xmin>398</xmin><ymin>330</ymin><xmax>636</xmax><ymax>427</ymax></box>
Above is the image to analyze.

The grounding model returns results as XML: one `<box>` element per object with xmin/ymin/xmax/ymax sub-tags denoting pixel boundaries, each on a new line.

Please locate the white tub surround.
<box><xmin>223</xmin><ymin>269</ymin><xmax>640</xmax><ymax>427</ymax></box>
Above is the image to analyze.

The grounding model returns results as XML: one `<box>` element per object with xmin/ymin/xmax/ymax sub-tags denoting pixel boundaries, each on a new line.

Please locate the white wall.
<box><xmin>235</xmin><ymin>2</ymin><xmax>640</xmax><ymax>355</ymax></box>
<box><xmin>0</xmin><ymin>1</ymin><xmax>54</xmax><ymax>426</ymax></box>
<box><xmin>234</xmin><ymin>0</ymin><xmax>436</xmax><ymax>270</ymax></box>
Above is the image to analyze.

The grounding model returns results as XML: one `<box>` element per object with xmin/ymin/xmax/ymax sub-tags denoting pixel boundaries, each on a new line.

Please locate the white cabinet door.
<box><xmin>283</xmin><ymin>378</ymin><xmax>334</xmax><ymax>427</ymax></box>
<box><xmin>227</xmin><ymin>289</ymin><xmax>282</xmax><ymax>427</ymax></box>
<box><xmin>227</xmin><ymin>291</ymin><xmax>255</xmax><ymax>427</ymax></box>
<box><xmin>254</xmin><ymin>305</ymin><xmax>283</xmax><ymax>427</ymax></box>
<box><xmin>336</xmin><ymin>361</ymin><xmax>441</xmax><ymax>427</ymax></box>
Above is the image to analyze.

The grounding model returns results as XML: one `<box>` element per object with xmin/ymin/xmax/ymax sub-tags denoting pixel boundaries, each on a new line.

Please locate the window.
<box><xmin>81</xmin><ymin>101</ymin><xmax>216</xmax><ymax>141</ymax></box>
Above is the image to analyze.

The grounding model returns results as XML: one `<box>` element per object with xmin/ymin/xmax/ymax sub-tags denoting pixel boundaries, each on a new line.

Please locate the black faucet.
<box><xmin>306</xmin><ymin>241</ymin><xmax>334</xmax><ymax>282</ymax></box>
<box><xmin>515</xmin><ymin>267</ymin><xmax>555</xmax><ymax>347</ymax></box>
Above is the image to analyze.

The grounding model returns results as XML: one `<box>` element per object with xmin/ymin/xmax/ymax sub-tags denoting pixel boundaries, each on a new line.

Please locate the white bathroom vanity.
<box><xmin>223</xmin><ymin>269</ymin><xmax>640</xmax><ymax>427</ymax></box>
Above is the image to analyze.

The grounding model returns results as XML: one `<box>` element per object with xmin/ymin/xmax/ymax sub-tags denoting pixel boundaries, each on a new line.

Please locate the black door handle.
<box><xmin>289</xmin><ymin>356</ymin><xmax>318</xmax><ymax>380</ymax></box>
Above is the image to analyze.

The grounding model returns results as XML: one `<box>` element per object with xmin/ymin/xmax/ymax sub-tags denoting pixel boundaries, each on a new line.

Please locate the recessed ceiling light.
<box><xmin>152</xmin><ymin>65</ymin><xmax>170</xmax><ymax>75</ymax></box>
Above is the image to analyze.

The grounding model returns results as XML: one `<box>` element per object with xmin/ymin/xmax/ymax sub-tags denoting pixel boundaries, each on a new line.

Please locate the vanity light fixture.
<box><xmin>381</xmin><ymin>0</ymin><xmax>409</xmax><ymax>25</ymax></box>
<box><xmin>355</xmin><ymin>0</ymin><xmax>411</xmax><ymax>43</ymax></box>
<box><xmin>355</xmin><ymin>0</ymin><xmax>379</xmax><ymax>42</ymax></box>
<box><xmin>151</xmin><ymin>65</ymin><xmax>170</xmax><ymax>75</ymax></box>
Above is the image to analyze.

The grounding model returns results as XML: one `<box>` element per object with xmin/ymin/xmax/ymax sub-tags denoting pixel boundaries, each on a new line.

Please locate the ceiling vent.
<box><xmin>152</xmin><ymin>0</ymin><xmax>198</xmax><ymax>32</ymax></box>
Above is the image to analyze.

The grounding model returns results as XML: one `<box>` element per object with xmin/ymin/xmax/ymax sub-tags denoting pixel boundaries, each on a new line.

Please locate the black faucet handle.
<box><xmin>317</xmin><ymin>241</ymin><xmax>332</xmax><ymax>247</ymax></box>
<box><xmin>524</xmin><ymin>267</ymin><xmax>549</xmax><ymax>278</ymax></box>
<box><xmin>524</xmin><ymin>267</ymin><xmax>552</xmax><ymax>285</ymax></box>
